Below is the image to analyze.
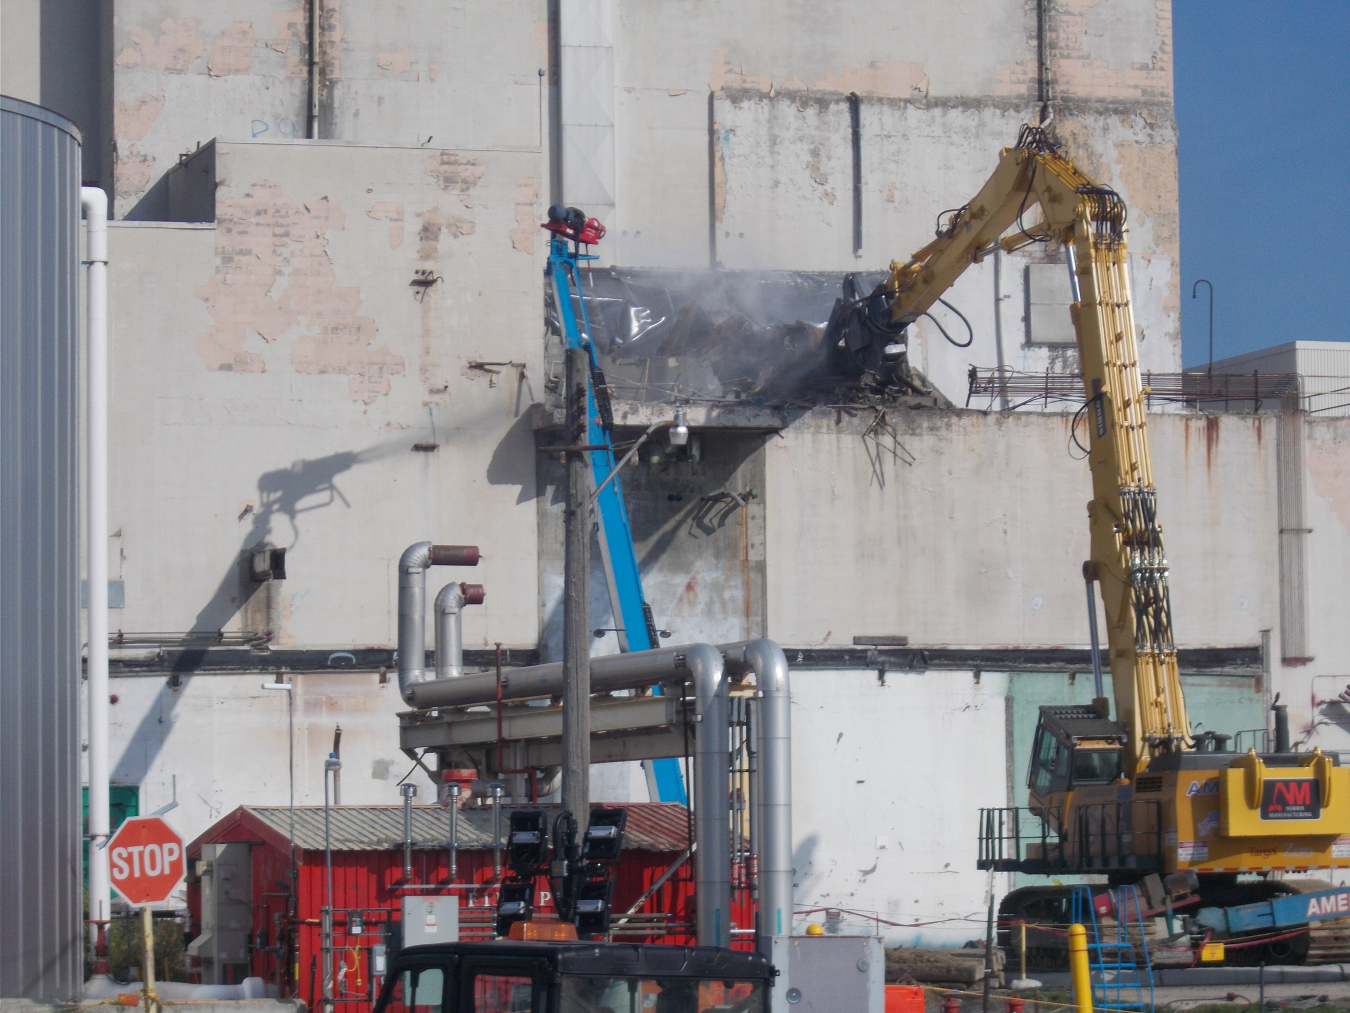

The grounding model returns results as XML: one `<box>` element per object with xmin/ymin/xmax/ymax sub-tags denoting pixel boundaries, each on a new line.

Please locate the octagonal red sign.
<box><xmin>108</xmin><ymin>816</ymin><xmax>185</xmax><ymax>906</ymax></box>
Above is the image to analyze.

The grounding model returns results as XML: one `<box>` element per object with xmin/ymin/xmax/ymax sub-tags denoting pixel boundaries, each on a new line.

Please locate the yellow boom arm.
<box><xmin>881</xmin><ymin>126</ymin><xmax>1189</xmax><ymax>773</ymax></box>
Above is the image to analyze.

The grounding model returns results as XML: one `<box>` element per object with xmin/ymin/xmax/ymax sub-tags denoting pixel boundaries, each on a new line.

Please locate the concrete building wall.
<box><xmin>106</xmin><ymin>139</ymin><xmax>545</xmax><ymax>648</ymax></box>
<box><xmin>763</xmin><ymin>409</ymin><xmax>1278</xmax><ymax>652</ymax></box>
<box><xmin>65</xmin><ymin>0</ymin><xmax>1350</xmax><ymax>943</ymax></box>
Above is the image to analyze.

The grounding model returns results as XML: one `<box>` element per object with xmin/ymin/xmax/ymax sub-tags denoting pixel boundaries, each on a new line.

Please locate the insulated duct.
<box><xmin>687</xmin><ymin>643</ymin><xmax>732</xmax><ymax>948</ymax></box>
<box><xmin>434</xmin><ymin>582</ymin><xmax>485</xmax><ymax>680</ymax></box>
<box><xmin>405</xmin><ymin>644</ymin><xmax>689</xmax><ymax>710</ymax></box>
<box><xmin>397</xmin><ymin>542</ymin><xmax>479</xmax><ymax>702</ymax></box>
<box><xmin>720</xmin><ymin>639</ymin><xmax>792</xmax><ymax>954</ymax></box>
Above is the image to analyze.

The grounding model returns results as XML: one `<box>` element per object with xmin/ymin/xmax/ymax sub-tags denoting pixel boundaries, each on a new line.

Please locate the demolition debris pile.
<box><xmin>547</xmin><ymin>267</ymin><xmax>952</xmax><ymax>408</ymax></box>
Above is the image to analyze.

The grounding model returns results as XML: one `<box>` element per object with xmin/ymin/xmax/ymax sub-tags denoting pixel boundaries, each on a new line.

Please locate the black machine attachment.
<box><xmin>493</xmin><ymin>807</ymin><xmax>629</xmax><ymax>940</ymax></box>
<box><xmin>823</xmin><ymin>274</ymin><xmax>930</xmax><ymax>393</ymax></box>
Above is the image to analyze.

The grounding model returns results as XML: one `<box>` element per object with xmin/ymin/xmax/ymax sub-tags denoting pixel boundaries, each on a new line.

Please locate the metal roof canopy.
<box><xmin>188</xmin><ymin>802</ymin><xmax>691</xmax><ymax>856</ymax></box>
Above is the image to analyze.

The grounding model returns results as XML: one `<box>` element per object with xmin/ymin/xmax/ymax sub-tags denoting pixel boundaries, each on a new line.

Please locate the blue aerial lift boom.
<box><xmin>543</xmin><ymin>205</ymin><xmax>686</xmax><ymax>804</ymax></box>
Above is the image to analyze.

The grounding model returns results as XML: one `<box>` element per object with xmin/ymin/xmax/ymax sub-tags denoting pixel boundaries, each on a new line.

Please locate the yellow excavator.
<box><xmin>828</xmin><ymin>125</ymin><xmax>1350</xmax><ymax>964</ymax></box>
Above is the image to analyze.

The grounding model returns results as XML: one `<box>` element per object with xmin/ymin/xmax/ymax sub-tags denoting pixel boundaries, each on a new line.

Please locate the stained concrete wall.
<box><xmin>72</xmin><ymin>0</ymin><xmax>1348</xmax><ymax>942</ymax></box>
<box><xmin>764</xmin><ymin>409</ymin><xmax>1279</xmax><ymax>652</ymax></box>
<box><xmin>106</xmin><ymin>139</ymin><xmax>544</xmax><ymax>648</ymax></box>
<box><xmin>111</xmin><ymin>0</ymin><xmax>546</xmax><ymax>217</ymax></box>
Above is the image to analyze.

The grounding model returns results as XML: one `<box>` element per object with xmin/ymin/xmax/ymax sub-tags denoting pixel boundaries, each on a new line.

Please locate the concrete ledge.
<box><xmin>1023</xmin><ymin>966</ymin><xmax>1350</xmax><ymax>989</ymax></box>
<box><xmin>1158</xmin><ymin>966</ymin><xmax>1350</xmax><ymax>985</ymax></box>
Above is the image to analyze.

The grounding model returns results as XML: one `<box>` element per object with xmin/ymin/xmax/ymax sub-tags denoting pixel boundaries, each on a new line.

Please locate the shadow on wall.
<box><xmin>485</xmin><ymin>412</ymin><xmax>540</xmax><ymax>505</ymax></box>
<box><xmin>112</xmin><ymin>442</ymin><xmax>398</xmax><ymax>788</ymax></box>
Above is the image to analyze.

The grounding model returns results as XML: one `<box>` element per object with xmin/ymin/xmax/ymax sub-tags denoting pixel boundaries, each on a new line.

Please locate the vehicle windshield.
<box><xmin>560</xmin><ymin>975</ymin><xmax>765</xmax><ymax>1013</ymax></box>
<box><xmin>1072</xmin><ymin>747</ymin><xmax>1123</xmax><ymax>784</ymax></box>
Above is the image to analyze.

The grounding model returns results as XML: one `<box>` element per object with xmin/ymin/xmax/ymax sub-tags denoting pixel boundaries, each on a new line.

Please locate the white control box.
<box><xmin>400</xmin><ymin>895</ymin><xmax>459</xmax><ymax>947</ymax></box>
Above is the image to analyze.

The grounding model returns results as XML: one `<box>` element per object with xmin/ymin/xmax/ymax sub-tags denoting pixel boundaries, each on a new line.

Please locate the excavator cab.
<box><xmin>1027</xmin><ymin>706</ymin><xmax>1127</xmax><ymax>812</ymax></box>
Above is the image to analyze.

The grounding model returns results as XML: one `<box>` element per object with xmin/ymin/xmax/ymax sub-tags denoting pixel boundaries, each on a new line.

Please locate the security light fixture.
<box><xmin>668</xmin><ymin>407</ymin><xmax>689</xmax><ymax>447</ymax></box>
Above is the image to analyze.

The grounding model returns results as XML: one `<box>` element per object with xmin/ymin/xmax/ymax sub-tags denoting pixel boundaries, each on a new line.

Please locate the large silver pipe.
<box><xmin>688</xmin><ymin>643</ymin><xmax>731</xmax><ymax>949</ymax></box>
<box><xmin>720</xmin><ymin>640</ymin><xmax>791</xmax><ymax>955</ymax></box>
<box><xmin>406</xmin><ymin>643</ymin><xmax>691</xmax><ymax>710</ymax></box>
<box><xmin>434</xmin><ymin>582</ymin><xmax>485</xmax><ymax>680</ymax></box>
<box><xmin>397</xmin><ymin>542</ymin><xmax>479</xmax><ymax>702</ymax></box>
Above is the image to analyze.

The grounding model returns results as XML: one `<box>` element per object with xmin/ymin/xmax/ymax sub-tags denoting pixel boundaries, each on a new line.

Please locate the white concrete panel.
<box><xmin>561</xmin><ymin>45</ymin><xmax>614</xmax><ymax>127</ymax></box>
<box><xmin>615</xmin><ymin>0</ymin><xmax>1029</xmax><ymax>100</ymax></box>
<box><xmin>791</xmin><ymin>669</ymin><xmax>1008</xmax><ymax>945</ymax></box>
<box><xmin>717</xmin><ymin>95</ymin><xmax>853</xmax><ymax>271</ymax></box>
<box><xmin>563</xmin><ymin>123</ymin><xmax>615</xmax><ymax>207</ymax></box>
<box><xmin>561</xmin><ymin>0</ymin><xmax>613</xmax><ymax>49</ymax></box>
<box><xmin>107</xmin><ymin>141</ymin><xmax>545</xmax><ymax>649</ymax></box>
<box><xmin>327</xmin><ymin>0</ymin><xmax>546</xmax><ymax>150</ymax></box>
<box><xmin>1</xmin><ymin>0</ymin><xmax>41</xmax><ymax>103</ymax></box>
<box><xmin>764</xmin><ymin>410</ymin><xmax>1281</xmax><ymax>652</ymax></box>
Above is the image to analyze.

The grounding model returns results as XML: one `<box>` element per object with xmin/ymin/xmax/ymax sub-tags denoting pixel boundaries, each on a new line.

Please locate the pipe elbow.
<box><xmin>400</xmin><ymin>540</ymin><xmax>434</xmax><ymax>573</ymax></box>
<box><xmin>683</xmin><ymin>642</ymin><xmax>726</xmax><ymax>698</ymax></box>
<box><xmin>435</xmin><ymin>582</ymin><xmax>466</xmax><ymax>614</ymax></box>
<box><xmin>721</xmin><ymin>638</ymin><xmax>790</xmax><ymax>696</ymax></box>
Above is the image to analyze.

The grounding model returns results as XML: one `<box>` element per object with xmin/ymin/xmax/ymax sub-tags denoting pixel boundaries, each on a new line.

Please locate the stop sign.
<box><xmin>108</xmin><ymin>816</ymin><xmax>185</xmax><ymax>905</ymax></box>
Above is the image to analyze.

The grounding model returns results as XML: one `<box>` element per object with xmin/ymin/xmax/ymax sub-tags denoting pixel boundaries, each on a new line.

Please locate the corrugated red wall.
<box><xmin>189</xmin><ymin>824</ymin><xmax>755</xmax><ymax>1013</ymax></box>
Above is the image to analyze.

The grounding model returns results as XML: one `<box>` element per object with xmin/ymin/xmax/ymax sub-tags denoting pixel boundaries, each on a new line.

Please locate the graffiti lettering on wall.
<box><xmin>251</xmin><ymin>118</ymin><xmax>299</xmax><ymax>138</ymax></box>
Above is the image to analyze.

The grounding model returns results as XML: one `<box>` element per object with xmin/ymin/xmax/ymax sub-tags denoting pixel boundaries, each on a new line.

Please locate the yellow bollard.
<box><xmin>1068</xmin><ymin>924</ymin><xmax>1093</xmax><ymax>1013</ymax></box>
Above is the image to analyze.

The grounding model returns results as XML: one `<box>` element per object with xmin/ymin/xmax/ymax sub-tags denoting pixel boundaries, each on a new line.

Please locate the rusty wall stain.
<box><xmin>1308</xmin><ymin>437</ymin><xmax>1350</xmax><ymax>532</ymax></box>
<box><xmin>426</xmin><ymin>151</ymin><xmax>487</xmax><ymax>197</ymax></box>
<box><xmin>208</xmin><ymin>21</ymin><xmax>256</xmax><ymax>77</ymax></box>
<box><xmin>996</xmin><ymin>0</ymin><xmax>1172</xmax><ymax>104</ymax></box>
<box><xmin>319</xmin><ymin>0</ymin><xmax>345</xmax><ymax>82</ymax></box>
<box><xmin>115</xmin><ymin>18</ymin><xmax>206</xmax><ymax>73</ymax></box>
<box><xmin>376</xmin><ymin>48</ymin><xmax>414</xmax><ymax>75</ymax></box>
<box><xmin>367</xmin><ymin>203</ymin><xmax>405</xmax><ymax>249</ymax></box>
<box><xmin>1204</xmin><ymin>414</ymin><xmax>1219</xmax><ymax>473</ymax></box>
<box><xmin>510</xmin><ymin>178</ymin><xmax>541</xmax><ymax>254</ymax></box>
<box><xmin>416</xmin><ymin>207</ymin><xmax>476</xmax><ymax>261</ymax></box>
<box><xmin>194</xmin><ymin>181</ymin><xmax>404</xmax><ymax>401</ymax></box>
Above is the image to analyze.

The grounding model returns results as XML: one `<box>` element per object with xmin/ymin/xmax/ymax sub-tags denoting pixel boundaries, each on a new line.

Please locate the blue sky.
<box><xmin>1173</xmin><ymin>2</ymin><xmax>1350</xmax><ymax>367</ymax></box>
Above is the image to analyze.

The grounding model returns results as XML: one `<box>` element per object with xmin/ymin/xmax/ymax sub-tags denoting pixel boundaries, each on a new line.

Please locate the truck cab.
<box><xmin>375</xmin><ymin>942</ymin><xmax>773</xmax><ymax>1013</ymax></box>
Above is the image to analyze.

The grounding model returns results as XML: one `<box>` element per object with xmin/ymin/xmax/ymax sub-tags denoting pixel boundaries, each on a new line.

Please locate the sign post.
<box><xmin>107</xmin><ymin>816</ymin><xmax>185</xmax><ymax>1011</ymax></box>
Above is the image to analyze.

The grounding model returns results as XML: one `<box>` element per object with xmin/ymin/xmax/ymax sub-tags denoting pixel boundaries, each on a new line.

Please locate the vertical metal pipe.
<box><xmin>307</xmin><ymin>0</ymin><xmax>320</xmax><ymax>138</ymax></box>
<box><xmin>398</xmin><ymin>543</ymin><xmax>433</xmax><ymax>700</ymax></box>
<box><xmin>562</xmin><ymin>346</ymin><xmax>592</xmax><ymax>825</ymax></box>
<box><xmin>82</xmin><ymin>186</ymin><xmax>111</xmax><ymax>944</ymax></box>
<box><xmin>1066</xmin><ymin>241</ymin><xmax>1082</xmax><ymax>304</ymax></box>
<box><xmin>491</xmin><ymin>783</ymin><xmax>504</xmax><ymax>879</ymax></box>
<box><xmin>322</xmin><ymin>753</ymin><xmax>339</xmax><ymax>1013</ymax></box>
<box><xmin>400</xmin><ymin>783</ymin><xmax>416</xmax><ymax>882</ymax></box>
<box><xmin>689</xmin><ymin>644</ymin><xmax>730</xmax><ymax>947</ymax></box>
<box><xmin>1083</xmin><ymin>562</ymin><xmax>1105</xmax><ymax>706</ymax></box>
<box><xmin>447</xmin><ymin>783</ymin><xmax>460</xmax><ymax>880</ymax></box>
<box><xmin>434</xmin><ymin>583</ymin><xmax>466</xmax><ymax>679</ymax></box>
<box><xmin>720</xmin><ymin>640</ymin><xmax>791</xmax><ymax>956</ymax></box>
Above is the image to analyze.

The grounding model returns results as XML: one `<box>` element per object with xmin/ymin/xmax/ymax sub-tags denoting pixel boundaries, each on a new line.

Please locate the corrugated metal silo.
<box><xmin>0</xmin><ymin>95</ymin><xmax>85</xmax><ymax>1002</ymax></box>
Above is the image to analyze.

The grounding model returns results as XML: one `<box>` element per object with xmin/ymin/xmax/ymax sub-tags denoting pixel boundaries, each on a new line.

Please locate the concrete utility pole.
<box><xmin>561</xmin><ymin>346</ymin><xmax>592</xmax><ymax>826</ymax></box>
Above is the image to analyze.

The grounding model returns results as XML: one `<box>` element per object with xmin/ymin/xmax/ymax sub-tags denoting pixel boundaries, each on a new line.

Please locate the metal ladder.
<box><xmin>1071</xmin><ymin>884</ymin><xmax>1155</xmax><ymax>1013</ymax></box>
<box><xmin>547</xmin><ymin>231</ymin><xmax>686</xmax><ymax>803</ymax></box>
